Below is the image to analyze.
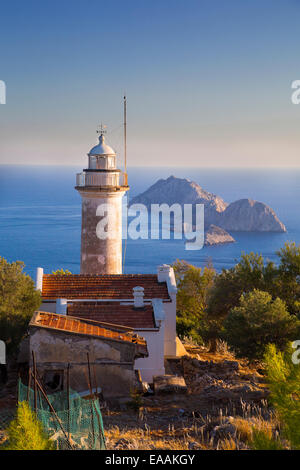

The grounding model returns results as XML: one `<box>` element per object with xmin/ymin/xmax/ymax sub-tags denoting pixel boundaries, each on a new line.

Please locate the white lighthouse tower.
<box><xmin>75</xmin><ymin>126</ymin><xmax>129</xmax><ymax>274</ymax></box>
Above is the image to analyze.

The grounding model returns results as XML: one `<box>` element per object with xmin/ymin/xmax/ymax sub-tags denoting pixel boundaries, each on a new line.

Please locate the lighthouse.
<box><xmin>75</xmin><ymin>126</ymin><xmax>129</xmax><ymax>274</ymax></box>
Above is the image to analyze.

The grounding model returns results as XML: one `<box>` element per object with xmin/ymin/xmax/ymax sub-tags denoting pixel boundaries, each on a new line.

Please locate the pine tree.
<box><xmin>250</xmin><ymin>343</ymin><xmax>300</xmax><ymax>450</ymax></box>
<box><xmin>4</xmin><ymin>401</ymin><xmax>54</xmax><ymax>450</ymax></box>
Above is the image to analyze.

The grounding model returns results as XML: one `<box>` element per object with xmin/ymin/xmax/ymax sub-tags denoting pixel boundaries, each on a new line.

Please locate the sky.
<box><xmin>0</xmin><ymin>0</ymin><xmax>300</xmax><ymax>167</ymax></box>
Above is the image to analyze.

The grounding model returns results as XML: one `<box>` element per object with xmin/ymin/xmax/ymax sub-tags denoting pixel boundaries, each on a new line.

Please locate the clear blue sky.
<box><xmin>0</xmin><ymin>0</ymin><xmax>300</xmax><ymax>167</ymax></box>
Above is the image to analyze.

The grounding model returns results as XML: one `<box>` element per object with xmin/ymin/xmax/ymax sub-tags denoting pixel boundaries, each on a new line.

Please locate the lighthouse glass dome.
<box><xmin>75</xmin><ymin>131</ymin><xmax>128</xmax><ymax>188</ymax></box>
<box><xmin>88</xmin><ymin>134</ymin><xmax>116</xmax><ymax>170</ymax></box>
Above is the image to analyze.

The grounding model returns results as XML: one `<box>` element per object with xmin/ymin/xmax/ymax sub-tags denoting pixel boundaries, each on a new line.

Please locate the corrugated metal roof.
<box><xmin>30</xmin><ymin>311</ymin><xmax>148</xmax><ymax>357</ymax></box>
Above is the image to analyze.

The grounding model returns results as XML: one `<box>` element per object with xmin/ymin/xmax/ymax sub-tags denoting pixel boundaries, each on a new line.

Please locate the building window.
<box><xmin>43</xmin><ymin>370</ymin><xmax>64</xmax><ymax>393</ymax></box>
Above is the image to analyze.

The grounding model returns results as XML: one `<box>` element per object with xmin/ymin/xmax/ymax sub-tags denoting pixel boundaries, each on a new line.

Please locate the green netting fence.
<box><xmin>18</xmin><ymin>380</ymin><xmax>106</xmax><ymax>450</ymax></box>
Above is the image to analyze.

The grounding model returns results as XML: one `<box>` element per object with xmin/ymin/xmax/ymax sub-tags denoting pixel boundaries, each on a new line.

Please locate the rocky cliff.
<box><xmin>131</xmin><ymin>175</ymin><xmax>227</xmax><ymax>228</ymax></box>
<box><xmin>130</xmin><ymin>176</ymin><xmax>286</xmax><ymax>243</ymax></box>
<box><xmin>218</xmin><ymin>198</ymin><xmax>286</xmax><ymax>232</ymax></box>
<box><xmin>204</xmin><ymin>225</ymin><xmax>235</xmax><ymax>246</ymax></box>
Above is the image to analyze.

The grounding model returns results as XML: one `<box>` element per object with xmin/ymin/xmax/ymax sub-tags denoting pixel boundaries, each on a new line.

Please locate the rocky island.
<box><xmin>130</xmin><ymin>176</ymin><xmax>286</xmax><ymax>246</ymax></box>
<box><xmin>204</xmin><ymin>224</ymin><xmax>235</xmax><ymax>246</ymax></box>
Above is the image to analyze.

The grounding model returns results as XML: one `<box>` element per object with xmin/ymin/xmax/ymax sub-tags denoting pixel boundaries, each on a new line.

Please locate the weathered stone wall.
<box><xmin>79</xmin><ymin>190</ymin><xmax>125</xmax><ymax>274</ymax></box>
<box><xmin>29</xmin><ymin>327</ymin><xmax>137</xmax><ymax>398</ymax></box>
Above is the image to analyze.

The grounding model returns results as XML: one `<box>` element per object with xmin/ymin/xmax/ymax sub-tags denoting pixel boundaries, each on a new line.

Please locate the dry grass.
<box><xmin>102</xmin><ymin>398</ymin><xmax>275</xmax><ymax>450</ymax></box>
<box><xmin>104</xmin><ymin>425</ymin><xmax>205</xmax><ymax>450</ymax></box>
<box><xmin>218</xmin><ymin>438</ymin><xmax>238</xmax><ymax>450</ymax></box>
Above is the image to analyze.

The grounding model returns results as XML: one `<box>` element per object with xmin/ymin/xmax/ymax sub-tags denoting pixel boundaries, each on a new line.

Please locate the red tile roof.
<box><xmin>30</xmin><ymin>311</ymin><xmax>148</xmax><ymax>357</ymax></box>
<box><xmin>68</xmin><ymin>302</ymin><xmax>156</xmax><ymax>329</ymax></box>
<box><xmin>42</xmin><ymin>274</ymin><xmax>170</xmax><ymax>301</ymax></box>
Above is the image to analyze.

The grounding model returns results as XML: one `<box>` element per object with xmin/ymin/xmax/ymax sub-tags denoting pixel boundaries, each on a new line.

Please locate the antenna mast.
<box><xmin>123</xmin><ymin>95</ymin><xmax>128</xmax><ymax>186</ymax></box>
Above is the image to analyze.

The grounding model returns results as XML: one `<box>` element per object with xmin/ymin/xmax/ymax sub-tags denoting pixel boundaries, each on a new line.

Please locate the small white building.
<box><xmin>36</xmin><ymin>264</ymin><xmax>177</xmax><ymax>383</ymax></box>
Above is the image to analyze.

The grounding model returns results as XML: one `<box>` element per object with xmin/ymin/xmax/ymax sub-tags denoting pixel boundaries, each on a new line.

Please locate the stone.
<box><xmin>212</xmin><ymin>422</ymin><xmax>237</xmax><ymax>441</ymax></box>
<box><xmin>188</xmin><ymin>441</ymin><xmax>202</xmax><ymax>450</ymax></box>
<box><xmin>223</xmin><ymin>360</ymin><xmax>239</xmax><ymax>371</ymax></box>
<box><xmin>204</xmin><ymin>225</ymin><xmax>235</xmax><ymax>246</ymax></box>
<box><xmin>153</xmin><ymin>375</ymin><xmax>187</xmax><ymax>394</ymax></box>
<box><xmin>114</xmin><ymin>438</ymin><xmax>135</xmax><ymax>450</ymax></box>
<box><xmin>130</xmin><ymin>176</ymin><xmax>286</xmax><ymax>237</ymax></box>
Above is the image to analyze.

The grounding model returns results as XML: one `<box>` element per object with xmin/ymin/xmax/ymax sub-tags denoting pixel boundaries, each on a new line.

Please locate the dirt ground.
<box><xmin>102</xmin><ymin>346</ymin><xmax>271</xmax><ymax>450</ymax></box>
<box><xmin>0</xmin><ymin>346</ymin><xmax>273</xmax><ymax>450</ymax></box>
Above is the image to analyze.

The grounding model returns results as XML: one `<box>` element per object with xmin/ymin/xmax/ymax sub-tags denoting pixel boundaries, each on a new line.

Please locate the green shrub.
<box><xmin>250</xmin><ymin>343</ymin><xmax>300</xmax><ymax>449</ymax></box>
<box><xmin>250</xmin><ymin>428</ymin><xmax>283</xmax><ymax>450</ymax></box>
<box><xmin>223</xmin><ymin>290</ymin><xmax>298</xmax><ymax>360</ymax></box>
<box><xmin>4</xmin><ymin>401</ymin><xmax>54</xmax><ymax>450</ymax></box>
<box><xmin>173</xmin><ymin>260</ymin><xmax>215</xmax><ymax>342</ymax></box>
<box><xmin>52</xmin><ymin>268</ymin><xmax>72</xmax><ymax>275</ymax></box>
<box><xmin>0</xmin><ymin>257</ymin><xmax>41</xmax><ymax>356</ymax></box>
<box><xmin>264</xmin><ymin>343</ymin><xmax>300</xmax><ymax>449</ymax></box>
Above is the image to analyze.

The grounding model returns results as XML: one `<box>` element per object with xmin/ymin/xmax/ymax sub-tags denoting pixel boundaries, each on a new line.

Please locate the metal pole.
<box><xmin>86</xmin><ymin>353</ymin><xmax>95</xmax><ymax>446</ymax></box>
<box><xmin>32</xmin><ymin>351</ymin><xmax>37</xmax><ymax>414</ymax></box>
<box><xmin>27</xmin><ymin>367</ymin><xmax>32</xmax><ymax>403</ymax></box>
<box><xmin>67</xmin><ymin>363</ymin><xmax>70</xmax><ymax>440</ymax></box>
<box><xmin>124</xmin><ymin>95</ymin><xmax>127</xmax><ymax>179</ymax></box>
<box><xmin>92</xmin><ymin>361</ymin><xmax>98</xmax><ymax>396</ymax></box>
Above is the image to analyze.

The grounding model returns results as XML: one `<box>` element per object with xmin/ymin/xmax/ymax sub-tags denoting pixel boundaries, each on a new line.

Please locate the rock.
<box><xmin>212</xmin><ymin>422</ymin><xmax>237</xmax><ymax>441</ymax></box>
<box><xmin>203</xmin><ymin>384</ymin><xmax>237</xmax><ymax>402</ymax></box>
<box><xmin>153</xmin><ymin>375</ymin><xmax>187</xmax><ymax>394</ymax></box>
<box><xmin>223</xmin><ymin>360</ymin><xmax>239</xmax><ymax>371</ymax></box>
<box><xmin>188</xmin><ymin>441</ymin><xmax>203</xmax><ymax>450</ymax></box>
<box><xmin>130</xmin><ymin>176</ymin><xmax>286</xmax><ymax>235</ymax></box>
<box><xmin>219</xmin><ymin>198</ymin><xmax>286</xmax><ymax>232</ymax></box>
<box><xmin>130</xmin><ymin>175</ymin><xmax>227</xmax><ymax>218</ymax></box>
<box><xmin>114</xmin><ymin>438</ymin><xmax>135</xmax><ymax>450</ymax></box>
<box><xmin>204</xmin><ymin>224</ymin><xmax>235</xmax><ymax>246</ymax></box>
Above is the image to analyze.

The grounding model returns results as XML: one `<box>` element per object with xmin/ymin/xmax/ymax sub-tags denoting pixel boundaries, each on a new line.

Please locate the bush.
<box><xmin>52</xmin><ymin>268</ymin><xmax>72</xmax><ymax>275</ymax></box>
<box><xmin>223</xmin><ymin>290</ymin><xmax>299</xmax><ymax>360</ymax></box>
<box><xmin>250</xmin><ymin>343</ymin><xmax>300</xmax><ymax>450</ymax></box>
<box><xmin>0</xmin><ymin>257</ymin><xmax>41</xmax><ymax>356</ymax></box>
<box><xmin>173</xmin><ymin>260</ymin><xmax>215</xmax><ymax>342</ymax></box>
<box><xmin>4</xmin><ymin>401</ymin><xmax>54</xmax><ymax>450</ymax></box>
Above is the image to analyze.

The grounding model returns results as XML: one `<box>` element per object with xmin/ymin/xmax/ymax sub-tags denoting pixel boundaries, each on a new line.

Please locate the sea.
<box><xmin>0</xmin><ymin>165</ymin><xmax>299</xmax><ymax>280</ymax></box>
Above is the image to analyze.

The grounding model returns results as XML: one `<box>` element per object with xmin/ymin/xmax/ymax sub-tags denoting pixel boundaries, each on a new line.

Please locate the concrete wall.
<box><xmin>163</xmin><ymin>297</ymin><xmax>177</xmax><ymax>357</ymax></box>
<box><xmin>78</xmin><ymin>190</ymin><xmax>126</xmax><ymax>274</ymax></box>
<box><xmin>29</xmin><ymin>327</ymin><xmax>138</xmax><ymax>398</ymax></box>
<box><xmin>157</xmin><ymin>265</ymin><xmax>177</xmax><ymax>357</ymax></box>
<box><xmin>134</xmin><ymin>325</ymin><xmax>165</xmax><ymax>383</ymax></box>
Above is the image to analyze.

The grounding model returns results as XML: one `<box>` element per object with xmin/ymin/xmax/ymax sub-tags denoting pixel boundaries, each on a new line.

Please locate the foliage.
<box><xmin>173</xmin><ymin>243</ymin><xmax>300</xmax><ymax>354</ymax></box>
<box><xmin>127</xmin><ymin>388</ymin><xmax>144</xmax><ymax>411</ymax></box>
<box><xmin>4</xmin><ymin>401</ymin><xmax>54</xmax><ymax>450</ymax></box>
<box><xmin>223</xmin><ymin>290</ymin><xmax>298</xmax><ymax>360</ymax></box>
<box><xmin>52</xmin><ymin>268</ymin><xmax>72</xmax><ymax>275</ymax></box>
<box><xmin>275</xmin><ymin>242</ymin><xmax>300</xmax><ymax>316</ymax></box>
<box><xmin>0</xmin><ymin>257</ymin><xmax>41</xmax><ymax>356</ymax></box>
<box><xmin>173</xmin><ymin>260</ymin><xmax>215</xmax><ymax>342</ymax></box>
<box><xmin>204</xmin><ymin>243</ymin><xmax>300</xmax><ymax>346</ymax></box>
<box><xmin>249</xmin><ymin>343</ymin><xmax>300</xmax><ymax>449</ymax></box>
<box><xmin>204</xmin><ymin>252</ymin><xmax>277</xmax><ymax>343</ymax></box>
<box><xmin>263</xmin><ymin>343</ymin><xmax>300</xmax><ymax>449</ymax></box>
<box><xmin>250</xmin><ymin>428</ymin><xmax>284</xmax><ymax>450</ymax></box>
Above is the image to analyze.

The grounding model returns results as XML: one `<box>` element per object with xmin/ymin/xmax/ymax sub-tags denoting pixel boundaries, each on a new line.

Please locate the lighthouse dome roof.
<box><xmin>88</xmin><ymin>134</ymin><xmax>116</xmax><ymax>156</ymax></box>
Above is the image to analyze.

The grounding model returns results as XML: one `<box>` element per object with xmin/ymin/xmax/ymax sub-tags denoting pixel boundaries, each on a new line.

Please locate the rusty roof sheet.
<box><xmin>41</xmin><ymin>274</ymin><xmax>170</xmax><ymax>301</ymax></box>
<box><xmin>30</xmin><ymin>311</ymin><xmax>148</xmax><ymax>356</ymax></box>
<box><xmin>68</xmin><ymin>302</ymin><xmax>156</xmax><ymax>329</ymax></box>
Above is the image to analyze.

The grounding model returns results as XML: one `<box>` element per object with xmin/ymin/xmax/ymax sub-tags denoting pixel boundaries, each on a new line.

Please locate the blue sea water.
<box><xmin>0</xmin><ymin>165</ymin><xmax>299</xmax><ymax>279</ymax></box>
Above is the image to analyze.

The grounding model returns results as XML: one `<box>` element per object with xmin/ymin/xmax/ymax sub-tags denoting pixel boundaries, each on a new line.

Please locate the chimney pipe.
<box><xmin>35</xmin><ymin>267</ymin><xmax>44</xmax><ymax>291</ymax></box>
<box><xmin>56</xmin><ymin>298</ymin><xmax>68</xmax><ymax>315</ymax></box>
<box><xmin>133</xmin><ymin>286</ymin><xmax>144</xmax><ymax>308</ymax></box>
